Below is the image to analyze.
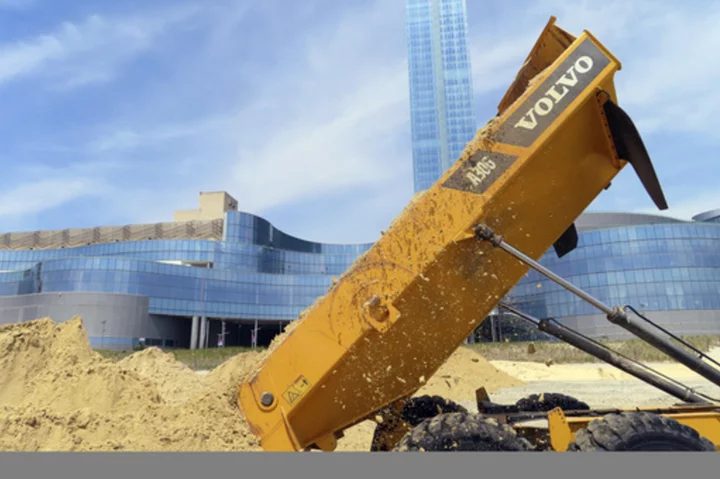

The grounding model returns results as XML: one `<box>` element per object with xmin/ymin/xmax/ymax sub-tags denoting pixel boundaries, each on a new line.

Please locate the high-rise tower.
<box><xmin>406</xmin><ymin>0</ymin><xmax>476</xmax><ymax>192</ymax></box>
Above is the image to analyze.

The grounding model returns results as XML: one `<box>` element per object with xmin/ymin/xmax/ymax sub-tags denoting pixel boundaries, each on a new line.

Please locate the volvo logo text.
<box><xmin>513</xmin><ymin>55</ymin><xmax>595</xmax><ymax>131</ymax></box>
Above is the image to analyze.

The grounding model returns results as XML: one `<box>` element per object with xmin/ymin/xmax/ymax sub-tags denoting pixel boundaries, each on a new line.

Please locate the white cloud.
<box><xmin>0</xmin><ymin>160</ymin><xmax>126</xmax><ymax>231</ymax></box>
<box><xmin>468</xmin><ymin>1</ymin><xmax>720</xmax><ymax>137</ymax></box>
<box><xmin>0</xmin><ymin>0</ymin><xmax>35</xmax><ymax>9</ymax></box>
<box><xmin>230</xmin><ymin>1</ymin><xmax>411</xmax><ymax>214</ymax></box>
<box><xmin>0</xmin><ymin>35</ymin><xmax>63</xmax><ymax>81</ymax></box>
<box><xmin>14</xmin><ymin>0</ymin><xmax>719</xmax><ymax>242</ymax></box>
<box><xmin>88</xmin><ymin>0</ymin><xmax>415</xmax><ymax>239</ymax></box>
<box><xmin>0</xmin><ymin>5</ymin><xmax>199</xmax><ymax>88</ymax></box>
<box><xmin>471</xmin><ymin>35</ymin><xmax>540</xmax><ymax>97</ymax></box>
<box><xmin>228</xmin><ymin>64</ymin><xmax>411</xmax><ymax>213</ymax></box>
<box><xmin>89</xmin><ymin>116</ymin><xmax>233</xmax><ymax>153</ymax></box>
<box><xmin>461</xmin><ymin>0</ymin><xmax>720</xmax><ymax>225</ymax></box>
<box><xmin>91</xmin><ymin>130</ymin><xmax>142</xmax><ymax>152</ymax></box>
<box><xmin>15</xmin><ymin>159</ymin><xmax>125</xmax><ymax>180</ymax></box>
<box><xmin>0</xmin><ymin>178</ymin><xmax>106</xmax><ymax>218</ymax></box>
<box><xmin>112</xmin><ymin>0</ymin><xmax>414</xmax><ymax>223</ymax></box>
<box><xmin>491</xmin><ymin>1</ymin><xmax>720</xmax><ymax>140</ymax></box>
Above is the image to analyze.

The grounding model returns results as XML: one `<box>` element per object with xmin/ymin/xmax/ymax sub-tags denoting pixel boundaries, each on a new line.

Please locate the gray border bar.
<box><xmin>1</xmin><ymin>452</ymin><xmax>717</xmax><ymax>479</ymax></box>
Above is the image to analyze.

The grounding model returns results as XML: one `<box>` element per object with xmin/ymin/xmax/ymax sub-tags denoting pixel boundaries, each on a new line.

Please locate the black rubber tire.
<box><xmin>393</xmin><ymin>412</ymin><xmax>535</xmax><ymax>452</ymax></box>
<box><xmin>401</xmin><ymin>395</ymin><xmax>468</xmax><ymax>426</ymax></box>
<box><xmin>515</xmin><ymin>392</ymin><xmax>590</xmax><ymax>412</ymax></box>
<box><xmin>567</xmin><ymin>411</ymin><xmax>716</xmax><ymax>451</ymax></box>
<box><xmin>370</xmin><ymin>395</ymin><xmax>468</xmax><ymax>451</ymax></box>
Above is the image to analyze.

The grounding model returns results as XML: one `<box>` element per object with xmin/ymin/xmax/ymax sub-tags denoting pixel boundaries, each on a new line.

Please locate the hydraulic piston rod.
<box><xmin>476</xmin><ymin>224</ymin><xmax>720</xmax><ymax>389</ymax></box>
<box><xmin>498</xmin><ymin>302</ymin><xmax>708</xmax><ymax>404</ymax></box>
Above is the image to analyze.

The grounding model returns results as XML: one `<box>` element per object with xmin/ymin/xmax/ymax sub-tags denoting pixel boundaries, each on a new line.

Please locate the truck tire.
<box><xmin>567</xmin><ymin>411</ymin><xmax>716</xmax><ymax>451</ymax></box>
<box><xmin>515</xmin><ymin>392</ymin><xmax>590</xmax><ymax>412</ymax></box>
<box><xmin>393</xmin><ymin>412</ymin><xmax>535</xmax><ymax>451</ymax></box>
<box><xmin>401</xmin><ymin>395</ymin><xmax>468</xmax><ymax>426</ymax></box>
<box><xmin>507</xmin><ymin>393</ymin><xmax>589</xmax><ymax>451</ymax></box>
<box><xmin>370</xmin><ymin>395</ymin><xmax>467</xmax><ymax>451</ymax></box>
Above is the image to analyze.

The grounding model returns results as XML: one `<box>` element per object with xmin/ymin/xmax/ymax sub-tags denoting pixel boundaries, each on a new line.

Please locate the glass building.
<box><xmin>406</xmin><ymin>0</ymin><xmax>477</xmax><ymax>193</ymax></box>
<box><xmin>2</xmin><ymin>191</ymin><xmax>719</xmax><ymax>349</ymax></box>
<box><xmin>505</xmin><ymin>211</ymin><xmax>720</xmax><ymax>340</ymax></box>
<box><xmin>0</xmin><ymin>192</ymin><xmax>372</xmax><ymax>350</ymax></box>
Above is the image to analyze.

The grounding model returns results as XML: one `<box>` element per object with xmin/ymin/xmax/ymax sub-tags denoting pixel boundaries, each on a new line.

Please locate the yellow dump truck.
<box><xmin>238</xmin><ymin>17</ymin><xmax>720</xmax><ymax>452</ymax></box>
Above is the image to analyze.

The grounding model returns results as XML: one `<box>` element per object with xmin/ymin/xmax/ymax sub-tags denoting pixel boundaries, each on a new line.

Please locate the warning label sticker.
<box><xmin>282</xmin><ymin>375</ymin><xmax>311</xmax><ymax>405</ymax></box>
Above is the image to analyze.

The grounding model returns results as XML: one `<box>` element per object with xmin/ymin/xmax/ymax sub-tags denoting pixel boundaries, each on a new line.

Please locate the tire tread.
<box><xmin>569</xmin><ymin>411</ymin><xmax>715</xmax><ymax>451</ymax></box>
<box><xmin>393</xmin><ymin>412</ymin><xmax>535</xmax><ymax>452</ymax></box>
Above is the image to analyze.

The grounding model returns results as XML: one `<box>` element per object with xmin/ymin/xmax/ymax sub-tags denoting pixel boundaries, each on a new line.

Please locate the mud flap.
<box><xmin>553</xmin><ymin>223</ymin><xmax>578</xmax><ymax>258</ymax></box>
<box><xmin>603</xmin><ymin>100</ymin><xmax>668</xmax><ymax>210</ymax></box>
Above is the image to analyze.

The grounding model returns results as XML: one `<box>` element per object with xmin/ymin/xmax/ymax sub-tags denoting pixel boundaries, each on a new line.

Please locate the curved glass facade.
<box><xmin>4</xmin><ymin>206</ymin><xmax>720</xmax><ymax>345</ymax></box>
<box><xmin>506</xmin><ymin>218</ymin><xmax>720</xmax><ymax>338</ymax></box>
<box><xmin>0</xmin><ymin>210</ymin><xmax>372</xmax><ymax>322</ymax></box>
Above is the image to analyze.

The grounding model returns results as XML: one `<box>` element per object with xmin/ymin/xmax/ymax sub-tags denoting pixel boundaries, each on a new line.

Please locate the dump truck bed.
<box><xmin>238</xmin><ymin>18</ymin><xmax>633</xmax><ymax>452</ymax></box>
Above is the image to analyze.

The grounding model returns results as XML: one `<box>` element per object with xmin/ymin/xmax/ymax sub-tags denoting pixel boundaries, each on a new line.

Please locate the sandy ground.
<box><xmin>197</xmin><ymin>348</ymin><xmax>720</xmax><ymax>451</ymax></box>
<box><xmin>4</xmin><ymin>317</ymin><xmax>718</xmax><ymax>452</ymax></box>
<box><xmin>490</xmin><ymin>347</ymin><xmax>720</xmax><ymax>383</ymax></box>
<box><xmin>487</xmin><ymin>378</ymin><xmax>720</xmax><ymax>409</ymax></box>
<box><xmin>333</xmin><ymin>347</ymin><xmax>720</xmax><ymax>451</ymax></box>
<box><xmin>0</xmin><ymin>317</ymin><xmax>519</xmax><ymax>452</ymax></box>
<box><xmin>335</xmin><ymin>381</ymin><xmax>720</xmax><ymax>451</ymax></box>
<box><xmin>194</xmin><ymin>347</ymin><xmax>720</xmax><ymax>452</ymax></box>
<box><xmin>486</xmin><ymin>347</ymin><xmax>720</xmax><ymax>407</ymax></box>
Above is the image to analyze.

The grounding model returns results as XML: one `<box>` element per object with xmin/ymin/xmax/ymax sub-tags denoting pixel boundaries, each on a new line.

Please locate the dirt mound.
<box><xmin>205</xmin><ymin>349</ymin><xmax>268</xmax><ymax>392</ymax></box>
<box><xmin>0</xmin><ymin>317</ymin><xmax>264</xmax><ymax>452</ymax></box>
<box><xmin>416</xmin><ymin>347</ymin><xmax>525</xmax><ymax>402</ymax></box>
<box><xmin>0</xmin><ymin>317</ymin><xmax>523</xmax><ymax>452</ymax></box>
<box><xmin>0</xmin><ymin>317</ymin><xmax>161</xmax><ymax>414</ymax></box>
<box><xmin>118</xmin><ymin>347</ymin><xmax>207</xmax><ymax>404</ymax></box>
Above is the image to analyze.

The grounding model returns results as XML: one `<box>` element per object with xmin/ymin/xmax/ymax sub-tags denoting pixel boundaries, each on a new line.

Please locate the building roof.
<box><xmin>575</xmin><ymin>211</ymin><xmax>687</xmax><ymax>232</ymax></box>
<box><xmin>692</xmin><ymin>209</ymin><xmax>720</xmax><ymax>222</ymax></box>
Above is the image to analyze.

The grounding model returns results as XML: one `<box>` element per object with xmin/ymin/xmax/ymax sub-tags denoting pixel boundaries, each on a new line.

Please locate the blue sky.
<box><xmin>1</xmin><ymin>0</ymin><xmax>719</xmax><ymax>244</ymax></box>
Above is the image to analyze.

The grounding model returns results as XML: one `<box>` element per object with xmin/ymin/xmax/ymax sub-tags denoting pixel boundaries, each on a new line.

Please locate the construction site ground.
<box><xmin>333</xmin><ymin>349</ymin><xmax>720</xmax><ymax>451</ymax></box>
<box><xmin>2</xmin><ymin>317</ymin><xmax>719</xmax><ymax>452</ymax></box>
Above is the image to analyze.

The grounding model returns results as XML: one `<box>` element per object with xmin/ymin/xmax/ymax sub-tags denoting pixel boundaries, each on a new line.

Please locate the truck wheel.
<box><xmin>509</xmin><ymin>393</ymin><xmax>589</xmax><ymax>451</ymax></box>
<box><xmin>568</xmin><ymin>411</ymin><xmax>715</xmax><ymax>451</ymax></box>
<box><xmin>402</xmin><ymin>395</ymin><xmax>468</xmax><ymax>426</ymax></box>
<box><xmin>515</xmin><ymin>392</ymin><xmax>590</xmax><ymax>412</ymax></box>
<box><xmin>370</xmin><ymin>395</ymin><xmax>467</xmax><ymax>451</ymax></box>
<box><xmin>393</xmin><ymin>412</ymin><xmax>535</xmax><ymax>451</ymax></box>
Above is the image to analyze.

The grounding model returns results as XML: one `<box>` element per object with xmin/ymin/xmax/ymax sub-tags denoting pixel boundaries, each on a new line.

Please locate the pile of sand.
<box><xmin>0</xmin><ymin>317</ymin><xmax>267</xmax><ymax>452</ymax></box>
<box><xmin>118</xmin><ymin>347</ymin><xmax>208</xmax><ymax>404</ymax></box>
<box><xmin>0</xmin><ymin>317</ymin><xmax>522</xmax><ymax>452</ymax></box>
<box><xmin>416</xmin><ymin>347</ymin><xmax>525</xmax><ymax>402</ymax></box>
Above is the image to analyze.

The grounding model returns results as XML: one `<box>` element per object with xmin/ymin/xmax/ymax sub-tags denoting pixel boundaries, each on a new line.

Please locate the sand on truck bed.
<box><xmin>0</xmin><ymin>317</ymin><xmax>521</xmax><ymax>452</ymax></box>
